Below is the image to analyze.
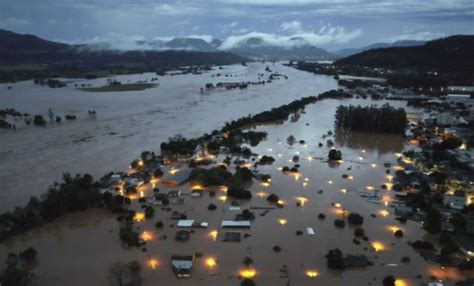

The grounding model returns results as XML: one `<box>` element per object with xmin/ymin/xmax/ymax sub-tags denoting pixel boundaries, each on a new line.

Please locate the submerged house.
<box><xmin>171</xmin><ymin>255</ymin><xmax>194</xmax><ymax>278</ymax></box>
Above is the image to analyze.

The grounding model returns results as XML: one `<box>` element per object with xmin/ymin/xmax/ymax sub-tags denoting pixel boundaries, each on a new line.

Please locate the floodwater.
<box><xmin>2</xmin><ymin>92</ymin><xmax>471</xmax><ymax>285</ymax></box>
<box><xmin>0</xmin><ymin>62</ymin><xmax>338</xmax><ymax>212</ymax></box>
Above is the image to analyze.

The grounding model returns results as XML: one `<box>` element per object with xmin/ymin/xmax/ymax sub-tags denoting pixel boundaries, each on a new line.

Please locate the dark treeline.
<box><xmin>160</xmin><ymin>95</ymin><xmax>320</xmax><ymax>155</ymax></box>
<box><xmin>0</xmin><ymin>173</ymin><xmax>127</xmax><ymax>241</ymax></box>
<box><xmin>335</xmin><ymin>104</ymin><xmax>407</xmax><ymax>134</ymax></box>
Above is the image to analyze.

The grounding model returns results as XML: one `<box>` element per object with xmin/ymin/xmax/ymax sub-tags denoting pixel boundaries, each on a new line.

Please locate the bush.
<box><xmin>267</xmin><ymin>193</ymin><xmax>279</xmax><ymax>203</ymax></box>
<box><xmin>411</xmin><ymin>240</ymin><xmax>434</xmax><ymax>250</ymax></box>
<box><xmin>208</xmin><ymin>203</ymin><xmax>217</xmax><ymax>210</ymax></box>
<box><xmin>354</xmin><ymin>228</ymin><xmax>365</xmax><ymax>237</ymax></box>
<box><xmin>382</xmin><ymin>275</ymin><xmax>395</xmax><ymax>286</ymax></box>
<box><xmin>144</xmin><ymin>206</ymin><xmax>155</xmax><ymax>218</ymax></box>
<box><xmin>33</xmin><ymin>115</ymin><xmax>46</xmax><ymax>126</ymax></box>
<box><xmin>394</xmin><ymin>230</ymin><xmax>404</xmax><ymax>238</ymax></box>
<box><xmin>326</xmin><ymin>249</ymin><xmax>345</xmax><ymax>270</ymax></box>
<box><xmin>328</xmin><ymin>149</ymin><xmax>342</xmax><ymax>161</ymax></box>
<box><xmin>334</xmin><ymin>219</ymin><xmax>346</xmax><ymax>228</ymax></box>
<box><xmin>155</xmin><ymin>221</ymin><xmax>164</xmax><ymax>228</ymax></box>
<box><xmin>347</xmin><ymin>213</ymin><xmax>364</xmax><ymax>225</ymax></box>
<box><xmin>273</xmin><ymin>245</ymin><xmax>282</xmax><ymax>252</ymax></box>
<box><xmin>241</xmin><ymin>279</ymin><xmax>256</xmax><ymax>286</ymax></box>
<box><xmin>318</xmin><ymin>213</ymin><xmax>326</xmax><ymax>220</ymax></box>
<box><xmin>227</xmin><ymin>186</ymin><xmax>252</xmax><ymax>200</ymax></box>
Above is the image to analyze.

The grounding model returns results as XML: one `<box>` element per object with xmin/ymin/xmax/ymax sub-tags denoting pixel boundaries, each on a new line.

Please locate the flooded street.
<box><xmin>2</xmin><ymin>93</ymin><xmax>468</xmax><ymax>285</ymax></box>
<box><xmin>0</xmin><ymin>62</ymin><xmax>338</xmax><ymax>212</ymax></box>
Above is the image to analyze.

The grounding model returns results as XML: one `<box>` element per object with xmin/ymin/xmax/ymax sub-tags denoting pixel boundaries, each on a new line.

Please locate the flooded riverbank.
<box><xmin>2</xmin><ymin>96</ymin><xmax>470</xmax><ymax>286</ymax></box>
<box><xmin>0</xmin><ymin>62</ymin><xmax>338</xmax><ymax>212</ymax></box>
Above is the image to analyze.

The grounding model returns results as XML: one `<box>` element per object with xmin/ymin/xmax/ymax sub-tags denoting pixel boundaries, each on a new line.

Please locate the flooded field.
<box><xmin>2</xmin><ymin>96</ymin><xmax>469</xmax><ymax>286</ymax></box>
<box><xmin>0</xmin><ymin>62</ymin><xmax>338</xmax><ymax>212</ymax></box>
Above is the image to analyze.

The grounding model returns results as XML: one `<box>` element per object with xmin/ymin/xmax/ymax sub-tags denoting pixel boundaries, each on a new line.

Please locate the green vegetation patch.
<box><xmin>79</xmin><ymin>83</ymin><xmax>156</xmax><ymax>92</ymax></box>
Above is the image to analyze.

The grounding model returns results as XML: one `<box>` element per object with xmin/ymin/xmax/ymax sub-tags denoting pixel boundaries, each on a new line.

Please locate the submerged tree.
<box><xmin>335</xmin><ymin>104</ymin><xmax>407</xmax><ymax>134</ymax></box>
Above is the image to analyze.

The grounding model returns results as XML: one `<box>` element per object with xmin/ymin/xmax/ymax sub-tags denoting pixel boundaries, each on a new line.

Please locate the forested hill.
<box><xmin>0</xmin><ymin>29</ymin><xmax>248</xmax><ymax>82</ymax></box>
<box><xmin>335</xmin><ymin>35</ymin><xmax>474</xmax><ymax>73</ymax></box>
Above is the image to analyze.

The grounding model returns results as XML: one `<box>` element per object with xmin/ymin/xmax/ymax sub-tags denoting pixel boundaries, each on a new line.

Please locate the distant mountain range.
<box><xmin>335</xmin><ymin>35</ymin><xmax>474</xmax><ymax>73</ymax></box>
<box><xmin>226</xmin><ymin>36</ymin><xmax>335</xmax><ymax>61</ymax></box>
<box><xmin>0</xmin><ymin>29</ymin><xmax>248</xmax><ymax>82</ymax></box>
<box><xmin>335</xmin><ymin>40</ymin><xmax>425</xmax><ymax>57</ymax></box>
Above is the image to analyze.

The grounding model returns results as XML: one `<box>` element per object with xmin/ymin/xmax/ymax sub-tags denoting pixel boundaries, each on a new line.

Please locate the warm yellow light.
<box><xmin>348</xmin><ymin>175</ymin><xmax>354</xmax><ymax>180</ymax></box>
<box><xmin>169</xmin><ymin>168</ymin><xmax>180</xmax><ymax>175</ymax></box>
<box><xmin>141</xmin><ymin>231</ymin><xmax>153</xmax><ymax>241</ymax></box>
<box><xmin>371</xmin><ymin>241</ymin><xmax>385</xmax><ymax>252</ymax></box>
<box><xmin>341</xmin><ymin>188</ymin><xmax>347</xmax><ymax>194</ymax></box>
<box><xmin>385</xmin><ymin>182</ymin><xmax>393</xmax><ymax>190</ymax></box>
<box><xmin>366</xmin><ymin>186</ymin><xmax>375</xmax><ymax>191</ymax></box>
<box><xmin>302</xmin><ymin>182</ymin><xmax>308</xmax><ymax>187</ymax></box>
<box><xmin>387</xmin><ymin>225</ymin><xmax>401</xmax><ymax>233</ymax></box>
<box><xmin>395</xmin><ymin>153</ymin><xmax>403</xmax><ymax>158</ymax></box>
<box><xmin>149</xmin><ymin>258</ymin><xmax>158</xmax><ymax>270</ymax></box>
<box><xmin>219</xmin><ymin>195</ymin><xmax>227</xmax><ymax>202</ymax></box>
<box><xmin>257</xmin><ymin>191</ymin><xmax>267</xmax><ymax>198</ymax></box>
<box><xmin>134</xmin><ymin>212</ymin><xmax>145</xmax><ymax>222</ymax></box>
<box><xmin>307</xmin><ymin>156</ymin><xmax>313</xmax><ymax>161</ymax></box>
<box><xmin>277</xmin><ymin>199</ymin><xmax>285</xmax><ymax>205</ymax></box>
<box><xmin>239</xmin><ymin>269</ymin><xmax>257</xmax><ymax>279</ymax></box>
<box><xmin>206</xmin><ymin>258</ymin><xmax>217</xmax><ymax>268</ymax></box>
<box><xmin>140</xmin><ymin>191</ymin><xmax>145</xmax><ymax>198</ymax></box>
<box><xmin>334</xmin><ymin>203</ymin><xmax>342</xmax><ymax>208</ymax></box>
<box><xmin>219</xmin><ymin>186</ymin><xmax>228</xmax><ymax>193</ymax></box>
<box><xmin>261</xmin><ymin>182</ymin><xmax>271</xmax><ymax>188</ymax></box>
<box><xmin>138</xmin><ymin>160</ymin><xmax>144</xmax><ymax>166</ymax></box>
<box><xmin>209</xmin><ymin>230</ymin><xmax>218</xmax><ymax>241</ymax></box>
<box><xmin>295</xmin><ymin>196</ymin><xmax>308</xmax><ymax>206</ymax></box>
<box><xmin>192</xmin><ymin>184</ymin><xmax>204</xmax><ymax>190</ymax></box>
<box><xmin>393</xmin><ymin>165</ymin><xmax>404</xmax><ymax>171</ymax></box>
<box><xmin>386</xmin><ymin>175</ymin><xmax>393</xmax><ymax>181</ymax></box>
<box><xmin>460</xmin><ymin>143</ymin><xmax>467</xmax><ymax>150</ymax></box>
<box><xmin>358</xmin><ymin>156</ymin><xmax>364</xmax><ymax>161</ymax></box>
<box><xmin>379</xmin><ymin>210</ymin><xmax>390</xmax><ymax>217</ymax></box>
<box><xmin>278</xmin><ymin>218</ymin><xmax>288</xmax><ymax>225</ymax></box>
<box><xmin>395</xmin><ymin>279</ymin><xmax>410</xmax><ymax>286</ymax></box>
<box><xmin>371</xmin><ymin>163</ymin><xmax>377</xmax><ymax>168</ymax></box>
<box><xmin>306</xmin><ymin>270</ymin><xmax>319</xmax><ymax>278</ymax></box>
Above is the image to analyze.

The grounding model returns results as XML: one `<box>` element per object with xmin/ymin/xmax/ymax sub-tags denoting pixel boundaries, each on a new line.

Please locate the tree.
<box><xmin>326</xmin><ymin>249</ymin><xmax>345</xmax><ymax>270</ymax></box>
<box><xmin>347</xmin><ymin>213</ymin><xmax>364</xmax><ymax>225</ymax></box>
<box><xmin>108</xmin><ymin>262</ymin><xmax>127</xmax><ymax>286</ymax></box>
<box><xmin>328</xmin><ymin>149</ymin><xmax>342</xmax><ymax>161</ymax></box>
<box><xmin>33</xmin><ymin>115</ymin><xmax>46</xmax><ymax>127</ymax></box>
<box><xmin>382</xmin><ymin>275</ymin><xmax>395</xmax><ymax>286</ymax></box>
<box><xmin>108</xmin><ymin>261</ymin><xmax>142</xmax><ymax>286</ymax></box>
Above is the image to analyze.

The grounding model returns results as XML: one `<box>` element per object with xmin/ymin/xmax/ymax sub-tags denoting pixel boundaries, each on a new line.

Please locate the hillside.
<box><xmin>335</xmin><ymin>35</ymin><xmax>474</xmax><ymax>73</ymax></box>
<box><xmin>227</xmin><ymin>37</ymin><xmax>336</xmax><ymax>61</ymax></box>
<box><xmin>335</xmin><ymin>40</ymin><xmax>424</xmax><ymax>57</ymax></box>
<box><xmin>0</xmin><ymin>29</ymin><xmax>70</xmax><ymax>52</ymax></box>
<box><xmin>0</xmin><ymin>29</ymin><xmax>248</xmax><ymax>82</ymax></box>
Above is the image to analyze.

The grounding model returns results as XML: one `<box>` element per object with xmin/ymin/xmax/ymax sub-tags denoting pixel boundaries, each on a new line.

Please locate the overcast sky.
<box><xmin>1</xmin><ymin>0</ymin><xmax>473</xmax><ymax>51</ymax></box>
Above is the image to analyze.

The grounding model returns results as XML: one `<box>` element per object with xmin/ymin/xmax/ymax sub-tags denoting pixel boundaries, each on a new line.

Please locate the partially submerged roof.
<box><xmin>177</xmin><ymin>220</ymin><xmax>208</xmax><ymax>228</ymax></box>
<box><xmin>171</xmin><ymin>255</ymin><xmax>194</xmax><ymax>269</ymax></box>
<box><xmin>221</xmin><ymin>220</ymin><xmax>251</xmax><ymax>228</ymax></box>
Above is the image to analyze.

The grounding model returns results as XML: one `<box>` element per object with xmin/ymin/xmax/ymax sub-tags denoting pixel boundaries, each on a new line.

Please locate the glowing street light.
<box><xmin>306</xmin><ymin>270</ymin><xmax>319</xmax><ymax>278</ymax></box>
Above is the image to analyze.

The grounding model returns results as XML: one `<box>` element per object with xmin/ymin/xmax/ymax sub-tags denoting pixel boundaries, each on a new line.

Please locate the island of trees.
<box><xmin>334</xmin><ymin>104</ymin><xmax>407</xmax><ymax>134</ymax></box>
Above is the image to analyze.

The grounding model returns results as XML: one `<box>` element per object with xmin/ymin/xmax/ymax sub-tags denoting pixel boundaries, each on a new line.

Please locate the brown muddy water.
<box><xmin>2</xmin><ymin>97</ymin><xmax>472</xmax><ymax>285</ymax></box>
<box><xmin>0</xmin><ymin>62</ymin><xmax>337</xmax><ymax>212</ymax></box>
